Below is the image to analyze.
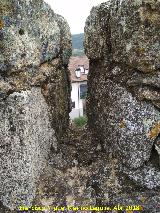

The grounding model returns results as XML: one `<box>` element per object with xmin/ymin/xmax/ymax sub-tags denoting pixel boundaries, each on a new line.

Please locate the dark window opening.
<box><xmin>71</xmin><ymin>101</ymin><xmax>75</xmax><ymax>109</ymax></box>
<box><xmin>80</xmin><ymin>84</ymin><xmax>88</xmax><ymax>99</ymax></box>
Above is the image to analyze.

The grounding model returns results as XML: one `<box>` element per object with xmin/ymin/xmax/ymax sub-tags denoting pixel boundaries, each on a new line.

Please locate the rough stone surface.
<box><xmin>0</xmin><ymin>126</ymin><xmax>159</xmax><ymax>213</ymax></box>
<box><xmin>90</xmin><ymin>78</ymin><xmax>159</xmax><ymax>169</ymax></box>
<box><xmin>1</xmin><ymin>0</ymin><xmax>160</xmax><ymax>212</ymax></box>
<box><xmin>0</xmin><ymin>0</ymin><xmax>71</xmax><ymax>210</ymax></box>
<box><xmin>0</xmin><ymin>0</ymin><xmax>71</xmax><ymax>73</ymax></box>
<box><xmin>84</xmin><ymin>0</ymin><xmax>160</xmax><ymax>211</ymax></box>
<box><xmin>110</xmin><ymin>0</ymin><xmax>160</xmax><ymax>73</ymax></box>
<box><xmin>0</xmin><ymin>88</ymin><xmax>56</xmax><ymax>209</ymax></box>
<box><xmin>85</xmin><ymin>2</ymin><xmax>111</xmax><ymax>60</ymax></box>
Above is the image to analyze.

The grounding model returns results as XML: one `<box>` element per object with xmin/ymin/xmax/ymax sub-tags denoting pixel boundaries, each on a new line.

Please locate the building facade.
<box><xmin>69</xmin><ymin>56</ymin><xmax>89</xmax><ymax>119</ymax></box>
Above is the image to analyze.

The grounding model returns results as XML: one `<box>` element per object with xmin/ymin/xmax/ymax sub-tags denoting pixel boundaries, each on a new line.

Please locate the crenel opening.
<box><xmin>0</xmin><ymin>0</ymin><xmax>160</xmax><ymax>212</ymax></box>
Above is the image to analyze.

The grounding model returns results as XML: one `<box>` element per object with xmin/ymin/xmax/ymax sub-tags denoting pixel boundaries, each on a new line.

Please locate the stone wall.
<box><xmin>0</xmin><ymin>0</ymin><xmax>71</xmax><ymax>210</ymax></box>
<box><xmin>84</xmin><ymin>0</ymin><xmax>160</xmax><ymax>209</ymax></box>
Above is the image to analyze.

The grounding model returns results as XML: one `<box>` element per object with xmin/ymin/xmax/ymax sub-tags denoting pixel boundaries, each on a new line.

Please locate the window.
<box><xmin>71</xmin><ymin>101</ymin><xmax>75</xmax><ymax>109</ymax></box>
<box><xmin>80</xmin><ymin>84</ymin><xmax>88</xmax><ymax>99</ymax></box>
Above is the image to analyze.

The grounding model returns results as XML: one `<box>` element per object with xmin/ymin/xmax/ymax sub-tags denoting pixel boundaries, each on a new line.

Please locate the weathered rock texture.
<box><xmin>85</xmin><ymin>0</ymin><xmax>160</xmax><ymax>211</ymax></box>
<box><xmin>0</xmin><ymin>0</ymin><xmax>71</xmax><ymax>210</ymax></box>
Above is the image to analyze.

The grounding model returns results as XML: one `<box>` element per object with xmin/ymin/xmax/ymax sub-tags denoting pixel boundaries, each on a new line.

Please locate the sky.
<box><xmin>44</xmin><ymin>0</ymin><xmax>105</xmax><ymax>34</ymax></box>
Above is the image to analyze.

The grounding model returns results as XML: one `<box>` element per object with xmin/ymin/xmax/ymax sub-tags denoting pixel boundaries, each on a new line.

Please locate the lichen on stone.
<box><xmin>0</xmin><ymin>0</ymin><xmax>71</xmax><ymax>210</ymax></box>
<box><xmin>84</xmin><ymin>0</ymin><xmax>160</xmax><ymax>210</ymax></box>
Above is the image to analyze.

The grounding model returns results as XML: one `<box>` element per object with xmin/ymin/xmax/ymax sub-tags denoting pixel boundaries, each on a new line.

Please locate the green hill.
<box><xmin>72</xmin><ymin>33</ymin><xmax>84</xmax><ymax>50</ymax></box>
<box><xmin>72</xmin><ymin>33</ymin><xmax>85</xmax><ymax>56</ymax></box>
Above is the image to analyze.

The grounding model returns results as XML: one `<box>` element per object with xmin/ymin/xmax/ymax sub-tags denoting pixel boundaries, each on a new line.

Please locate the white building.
<box><xmin>69</xmin><ymin>56</ymin><xmax>89</xmax><ymax>120</ymax></box>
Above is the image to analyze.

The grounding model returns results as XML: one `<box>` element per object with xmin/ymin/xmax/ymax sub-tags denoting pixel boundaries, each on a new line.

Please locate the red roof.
<box><xmin>69</xmin><ymin>56</ymin><xmax>89</xmax><ymax>82</ymax></box>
